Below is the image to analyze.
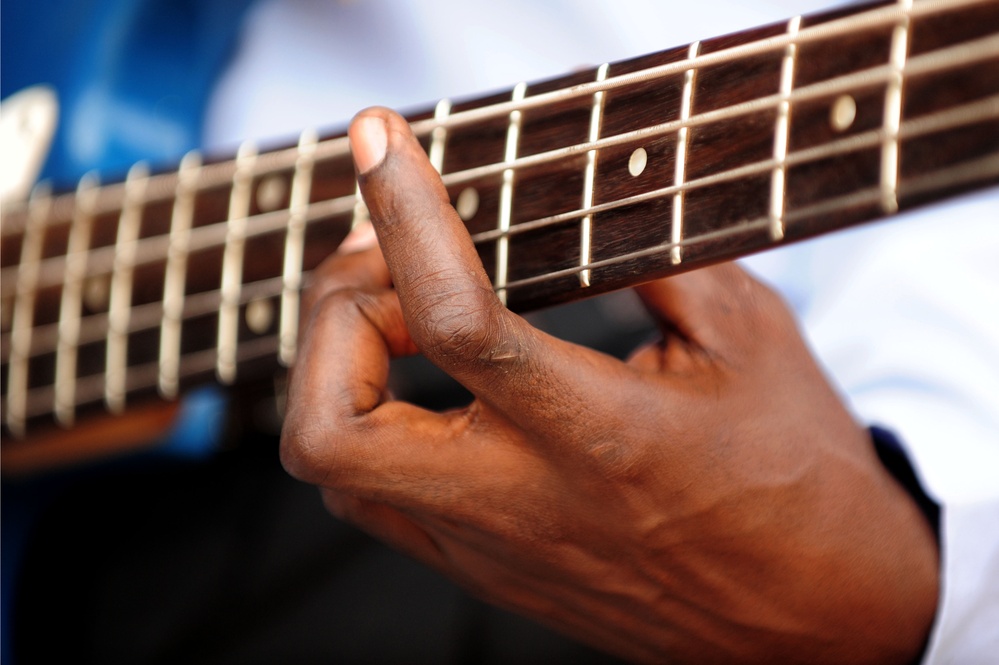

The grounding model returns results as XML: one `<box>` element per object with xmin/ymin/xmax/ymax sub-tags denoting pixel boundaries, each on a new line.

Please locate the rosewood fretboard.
<box><xmin>2</xmin><ymin>0</ymin><xmax>998</xmax><ymax>438</ymax></box>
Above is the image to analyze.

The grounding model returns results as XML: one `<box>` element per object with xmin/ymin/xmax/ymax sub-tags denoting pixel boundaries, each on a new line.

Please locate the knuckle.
<box><xmin>407</xmin><ymin>275</ymin><xmax>516</xmax><ymax>366</ymax></box>
<box><xmin>280</xmin><ymin>407</ymin><xmax>353</xmax><ymax>487</ymax></box>
<box><xmin>279</xmin><ymin>409</ymin><xmax>333</xmax><ymax>484</ymax></box>
<box><xmin>723</xmin><ymin>269</ymin><xmax>797</xmax><ymax>341</ymax></box>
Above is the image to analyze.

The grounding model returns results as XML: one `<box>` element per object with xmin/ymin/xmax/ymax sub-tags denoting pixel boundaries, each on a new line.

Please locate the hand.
<box><xmin>280</xmin><ymin>108</ymin><xmax>939</xmax><ymax>664</ymax></box>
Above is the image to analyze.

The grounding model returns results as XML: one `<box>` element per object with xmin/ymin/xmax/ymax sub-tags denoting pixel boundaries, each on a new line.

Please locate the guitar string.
<box><xmin>4</xmin><ymin>29</ymin><xmax>997</xmax><ymax>297</ymax></box>
<box><xmin>2</xmin><ymin>89</ymin><xmax>999</xmax><ymax>364</ymax></box>
<box><xmin>4</xmin><ymin>92</ymin><xmax>997</xmax><ymax>367</ymax></box>
<box><xmin>3</xmin><ymin>88</ymin><xmax>999</xmax><ymax>366</ymax></box>
<box><xmin>0</xmin><ymin>0</ymin><xmax>985</xmax><ymax>237</ymax></box>
<box><xmin>11</xmin><ymin>150</ymin><xmax>999</xmax><ymax>420</ymax></box>
<box><xmin>2</xmin><ymin>4</ymin><xmax>998</xmax><ymax>415</ymax></box>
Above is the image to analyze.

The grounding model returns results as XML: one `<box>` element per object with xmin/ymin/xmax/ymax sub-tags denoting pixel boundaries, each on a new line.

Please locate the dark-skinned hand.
<box><xmin>280</xmin><ymin>108</ymin><xmax>939</xmax><ymax>664</ymax></box>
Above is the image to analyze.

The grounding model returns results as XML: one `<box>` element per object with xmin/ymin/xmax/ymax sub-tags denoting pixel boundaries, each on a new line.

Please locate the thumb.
<box><xmin>635</xmin><ymin>263</ymin><xmax>792</xmax><ymax>355</ymax></box>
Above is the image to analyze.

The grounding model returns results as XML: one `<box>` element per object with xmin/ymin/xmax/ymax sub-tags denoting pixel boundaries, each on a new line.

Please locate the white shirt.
<box><xmin>205</xmin><ymin>1</ymin><xmax>999</xmax><ymax>661</ymax></box>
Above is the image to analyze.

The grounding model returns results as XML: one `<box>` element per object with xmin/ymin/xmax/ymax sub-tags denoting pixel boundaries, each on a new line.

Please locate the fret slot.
<box><xmin>594</xmin><ymin>137</ymin><xmax>677</xmax><ymax>208</ymax></box>
<box><xmin>795</xmin><ymin>21</ymin><xmax>893</xmax><ymax>88</ymax></box>
<box><xmin>601</xmin><ymin>46</ymin><xmax>688</xmax><ymax>138</ymax></box>
<box><xmin>279</xmin><ymin>128</ymin><xmax>318</xmax><ymax>367</ymax></box>
<box><xmin>687</xmin><ymin>110</ymin><xmax>776</xmax><ymax>181</ymax></box>
<box><xmin>217</xmin><ymin>142</ymin><xmax>258</xmax><ymax>385</ymax></box>
<box><xmin>518</xmin><ymin>68</ymin><xmax>598</xmax><ymax>158</ymax></box>
<box><xmin>55</xmin><ymin>174</ymin><xmax>100</xmax><ymax>426</ymax></box>
<box><xmin>429</xmin><ymin>99</ymin><xmax>452</xmax><ymax>173</ymax></box>
<box><xmin>590</xmin><ymin>197</ymin><xmax>672</xmax><ymax>264</ymax></box>
<box><xmin>309</xmin><ymin>151</ymin><xmax>356</xmax><ymax>205</ymax></box>
<box><xmin>671</xmin><ymin>42</ymin><xmax>701</xmax><ymax>265</ymax></box>
<box><xmin>5</xmin><ymin>188</ymin><xmax>51</xmax><ymax>435</ymax></box>
<box><xmin>159</xmin><ymin>151</ymin><xmax>202</xmax><ymax>400</ymax></box>
<box><xmin>786</xmin><ymin>147</ymin><xmax>882</xmax><ymax>214</ymax></box>
<box><xmin>909</xmin><ymin>0</ymin><xmax>999</xmax><ymax>56</ymax></box>
<box><xmin>510</xmin><ymin>159</ymin><xmax>588</xmax><ymax>229</ymax></box>
<box><xmin>789</xmin><ymin>86</ymin><xmax>886</xmax><ymax>152</ymax></box>
<box><xmin>447</xmin><ymin>174</ymin><xmax>502</xmax><ymax>236</ymax></box>
<box><xmin>900</xmin><ymin>118</ymin><xmax>999</xmax><ymax>190</ymax></box>
<box><xmin>684</xmin><ymin>174</ymin><xmax>772</xmax><ymax>239</ymax></box>
<box><xmin>443</xmin><ymin>90</ymin><xmax>515</xmax><ymax>174</ymax></box>
<box><xmin>902</xmin><ymin>59</ymin><xmax>999</xmax><ymax>120</ymax></box>
<box><xmin>191</xmin><ymin>183</ymin><xmax>234</xmax><ymax>230</ymax></box>
<box><xmin>495</xmin><ymin>82</ymin><xmax>528</xmax><ymax>305</ymax></box>
<box><xmin>695</xmin><ymin>22</ymin><xmax>786</xmax><ymax>114</ymax></box>
<box><xmin>578</xmin><ymin>64</ymin><xmax>610</xmax><ymax>287</ymax></box>
<box><xmin>507</xmin><ymin>221</ymin><xmax>588</xmax><ymax>285</ymax></box>
<box><xmin>300</xmin><ymin>212</ymin><xmax>353</xmax><ymax>274</ymax></box>
<box><xmin>880</xmin><ymin>0</ymin><xmax>914</xmax><ymax>214</ymax></box>
<box><xmin>251</xmin><ymin>169</ymin><xmax>293</xmax><ymax>215</ymax></box>
<box><xmin>769</xmin><ymin>16</ymin><xmax>802</xmax><ymax>242</ymax></box>
<box><xmin>106</xmin><ymin>162</ymin><xmax>149</xmax><ymax>413</ymax></box>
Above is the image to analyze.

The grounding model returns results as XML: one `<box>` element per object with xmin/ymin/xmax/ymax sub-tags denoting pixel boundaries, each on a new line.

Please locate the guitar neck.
<box><xmin>2</xmin><ymin>0</ymin><xmax>998</xmax><ymax>436</ymax></box>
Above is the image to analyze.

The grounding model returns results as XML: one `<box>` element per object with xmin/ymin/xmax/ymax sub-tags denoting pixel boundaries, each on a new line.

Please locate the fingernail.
<box><xmin>338</xmin><ymin>220</ymin><xmax>378</xmax><ymax>253</ymax></box>
<box><xmin>350</xmin><ymin>114</ymin><xmax>388</xmax><ymax>174</ymax></box>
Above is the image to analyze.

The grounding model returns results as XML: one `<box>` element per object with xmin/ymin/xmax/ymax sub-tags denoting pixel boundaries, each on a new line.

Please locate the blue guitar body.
<box><xmin>2</xmin><ymin>2</ymin><xmax>256</xmax><ymax>659</ymax></box>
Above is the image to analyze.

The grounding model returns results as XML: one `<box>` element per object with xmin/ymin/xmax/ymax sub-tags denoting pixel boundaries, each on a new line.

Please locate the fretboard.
<box><xmin>2</xmin><ymin>0</ymin><xmax>998</xmax><ymax>437</ymax></box>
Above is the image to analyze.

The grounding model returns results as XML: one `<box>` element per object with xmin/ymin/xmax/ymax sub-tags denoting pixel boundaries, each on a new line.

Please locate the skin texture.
<box><xmin>280</xmin><ymin>107</ymin><xmax>939</xmax><ymax>663</ymax></box>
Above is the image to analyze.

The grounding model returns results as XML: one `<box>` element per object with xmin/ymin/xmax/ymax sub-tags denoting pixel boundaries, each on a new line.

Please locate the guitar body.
<box><xmin>2</xmin><ymin>2</ymin><xmax>259</xmax><ymax>658</ymax></box>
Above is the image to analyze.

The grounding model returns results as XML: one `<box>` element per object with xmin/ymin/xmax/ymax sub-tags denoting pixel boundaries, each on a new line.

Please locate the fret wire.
<box><xmin>7</xmin><ymin>91</ymin><xmax>999</xmax><ymax>370</ymax></box>
<box><xmin>500</xmin><ymin>152</ymin><xmax>999</xmax><ymax>295</ymax></box>
<box><xmin>279</xmin><ymin>128</ymin><xmax>319</xmax><ymax>367</ymax></box>
<box><xmin>495</xmin><ymin>82</ymin><xmax>528</xmax><ymax>305</ymax></box>
<box><xmin>8</xmin><ymin>30</ymin><xmax>998</xmax><ymax>298</ymax></box>
<box><xmin>404</xmin><ymin>0</ymin><xmax>972</xmax><ymax>137</ymax></box>
<box><xmin>429</xmin><ymin>99</ymin><xmax>452</xmax><ymax>174</ymax></box>
<box><xmin>769</xmin><ymin>16</ymin><xmax>802</xmax><ymax>242</ymax></box>
<box><xmin>579</xmin><ymin>63</ymin><xmax>610</xmax><ymax>288</ymax></box>
<box><xmin>14</xmin><ymin>150</ymin><xmax>999</xmax><ymax>418</ymax></box>
<box><xmin>106</xmin><ymin>162</ymin><xmax>150</xmax><ymax>414</ymax></box>
<box><xmin>159</xmin><ymin>150</ymin><xmax>202</xmax><ymax>399</ymax></box>
<box><xmin>469</xmin><ymin>92</ymin><xmax>999</xmax><ymax>243</ymax></box>
<box><xmin>438</xmin><ymin>33</ymin><xmax>999</xmax><ymax>196</ymax></box>
<box><xmin>0</xmin><ymin>0</ymin><xmax>986</xmax><ymax>240</ymax></box>
<box><xmin>54</xmin><ymin>172</ymin><xmax>100</xmax><ymax>427</ymax></box>
<box><xmin>217</xmin><ymin>141</ymin><xmax>258</xmax><ymax>385</ymax></box>
<box><xmin>671</xmin><ymin>42</ymin><xmax>701</xmax><ymax>266</ymax></box>
<box><xmin>5</xmin><ymin>184</ymin><xmax>52</xmax><ymax>436</ymax></box>
<box><xmin>881</xmin><ymin>0</ymin><xmax>914</xmax><ymax>214</ymax></box>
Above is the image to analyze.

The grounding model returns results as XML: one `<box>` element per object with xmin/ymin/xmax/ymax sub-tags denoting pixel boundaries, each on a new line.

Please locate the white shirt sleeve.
<box><xmin>744</xmin><ymin>189</ymin><xmax>999</xmax><ymax>664</ymax></box>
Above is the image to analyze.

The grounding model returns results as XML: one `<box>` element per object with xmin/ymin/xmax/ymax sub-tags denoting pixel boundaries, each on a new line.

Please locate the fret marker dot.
<box><xmin>83</xmin><ymin>273</ymin><xmax>111</xmax><ymax>312</ymax></box>
<box><xmin>830</xmin><ymin>95</ymin><xmax>857</xmax><ymax>132</ymax></box>
<box><xmin>628</xmin><ymin>148</ymin><xmax>648</xmax><ymax>177</ymax></box>
<box><xmin>456</xmin><ymin>187</ymin><xmax>480</xmax><ymax>221</ymax></box>
<box><xmin>246</xmin><ymin>298</ymin><xmax>275</xmax><ymax>335</ymax></box>
<box><xmin>256</xmin><ymin>175</ymin><xmax>288</xmax><ymax>212</ymax></box>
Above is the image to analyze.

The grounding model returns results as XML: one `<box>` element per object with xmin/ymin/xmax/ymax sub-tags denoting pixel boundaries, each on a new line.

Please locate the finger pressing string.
<box><xmin>349</xmin><ymin>109</ymin><xmax>542</xmax><ymax>402</ymax></box>
<box><xmin>347</xmin><ymin>108</ymin><xmax>654</xmax><ymax>448</ymax></box>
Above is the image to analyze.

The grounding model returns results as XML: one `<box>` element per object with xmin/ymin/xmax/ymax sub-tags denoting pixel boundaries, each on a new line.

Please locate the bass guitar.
<box><xmin>2</xmin><ymin>0</ymin><xmax>998</xmax><ymax>472</ymax></box>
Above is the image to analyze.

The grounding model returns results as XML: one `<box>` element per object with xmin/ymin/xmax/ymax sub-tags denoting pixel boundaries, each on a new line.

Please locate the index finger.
<box><xmin>349</xmin><ymin>108</ymin><xmax>609</xmax><ymax>422</ymax></box>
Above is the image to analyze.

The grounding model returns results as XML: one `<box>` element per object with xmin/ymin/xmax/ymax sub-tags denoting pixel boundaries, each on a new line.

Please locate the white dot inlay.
<box><xmin>456</xmin><ymin>187</ymin><xmax>480</xmax><ymax>221</ymax></box>
<box><xmin>830</xmin><ymin>94</ymin><xmax>857</xmax><ymax>132</ymax></box>
<box><xmin>256</xmin><ymin>175</ymin><xmax>288</xmax><ymax>212</ymax></box>
<box><xmin>83</xmin><ymin>273</ymin><xmax>112</xmax><ymax>312</ymax></box>
<box><xmin>245</xmin><ymin>298</ymin><xmax>275</xmax><ymax>335</ymax></box>
<box><xmin>628</xmin><ymin>147</ymin><xmax>648</xmax><ymax>177</ymax></box>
